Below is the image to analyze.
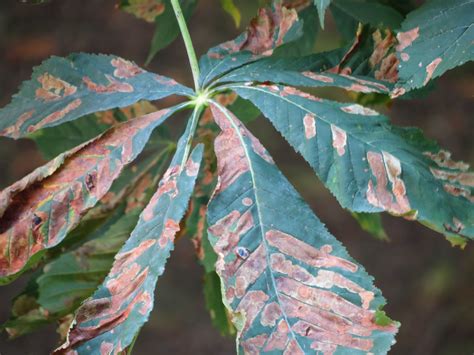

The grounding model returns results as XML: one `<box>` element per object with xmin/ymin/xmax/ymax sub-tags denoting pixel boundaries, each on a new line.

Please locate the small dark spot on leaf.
<box><xmin>85</xmin><ymin>173</ymin><xmax>95</xmax><ymax>191</ymax></box>
<box><xmin>32</xmin><ymin>213</ymin><xmax>42</xmax><ymax>229</ymax></box>
<box><xmin>235</xmin><ymin>246</ymin><xmax>249</xmax><ymax>260</ymax></box>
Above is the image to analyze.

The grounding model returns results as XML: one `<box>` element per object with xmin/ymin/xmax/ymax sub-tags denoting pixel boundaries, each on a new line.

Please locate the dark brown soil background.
<box><xmin>0</xmin><ymin>1</ymin><xmax>473</xmax><ymax>354</ymax></box>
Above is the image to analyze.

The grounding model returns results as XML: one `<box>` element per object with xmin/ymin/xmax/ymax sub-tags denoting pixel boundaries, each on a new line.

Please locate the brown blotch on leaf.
<box><xmin>265</xmin><ymin>229</ymin><xmax>358</xmax><ymax>272</ymax></box>
<box><xmin>366</xmin><ymin>151</ymin><xmax>411</xmax><ymax>215</ymax></box>
<box><xmin>301</xmin><ymin>71</ymin><xmax>334</xmax><ymax>83</ymax></box>
<box><xmin>424</xmin><ymin>57</ymin><xmax>442</xmax><ymax>85</ymax></box>
<box><xmin>396</xmin><ymin>27</ymin><xmax>420</xmax><ymax>51</ymax></box>
<box><xmin>303</xmin><ymin>113</ymin><xmax>316</xmax><ymax>139</ymax></box>
<box><xmin>28</xmin><ymin>98</ymin><xmax>82</xmax><ymax>132</ymax></box>
<box><xmin>0</xmin><ymin>110</ymin><xmax>35</xmax><ymax>138</ymax></box>
<box><xmin>35</xmin><ymin>73</ymin><xmax>77</xmax><ymax>102</ymax></box>
<box><xmin>83</xmin><ymin>75</ymin><xmax>133</xmax><ymax>93</ymax></box>
<box><xmin>111</xmin><ymin>58</ymin><xmax>144</xmax><ymax>79</ymax></box>
<box><xmin>330</xmin><ymin>124</ymin><xmax>347</xmax><ymax>157</ymax></box>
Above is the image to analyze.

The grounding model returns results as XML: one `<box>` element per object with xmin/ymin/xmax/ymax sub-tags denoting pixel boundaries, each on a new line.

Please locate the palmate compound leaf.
<box><xmin>207</xmin><ymin>102</ymin><xmax>398</xmax><ymax>354</ymax></box>
<box><xmin>395</xmin><ymin>0</ymin><xmax>474</xmax><ymax>93</ymax></box>
<box><xmin>0</xmin><ymin>53</ymin><xmax>192</xmax><ymax>139</ymax></box>
<box><xmin>199</xmin><ymin>0</ymin><xmax>303</xmax><ymax>88</ymax></box>
<box><xmin>56</xmin><ymin>114</ymin><xmax>204</xmax><ymax>354</ymax></box>
<box><xmin>0</xmin><ymin>105</ymin><xmax>183</xmax><ymax>284</ymax></box>
<box><xmin>229</xmin><ymin>84</ymin><xmax>474</xmax><ymax>244</ymax></box>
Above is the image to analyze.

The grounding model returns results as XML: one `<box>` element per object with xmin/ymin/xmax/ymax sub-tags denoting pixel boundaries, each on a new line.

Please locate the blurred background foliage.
<box><xmin>0</xmin><ymin>0</ymin><xmax>473</xmax><ymax>354</ymax></box>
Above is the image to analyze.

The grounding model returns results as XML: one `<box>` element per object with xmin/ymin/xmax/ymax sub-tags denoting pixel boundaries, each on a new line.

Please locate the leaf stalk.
<box><xmin>170</xmin><ymin>0</ymin><xmax>201</xmax><ymax>92</ymax></box>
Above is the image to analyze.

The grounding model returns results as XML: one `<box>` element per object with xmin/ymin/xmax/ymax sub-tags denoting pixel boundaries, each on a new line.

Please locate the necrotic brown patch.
<box><xmin>303</xmin><ymin>113</ymin><xmax>316</xmax><ymax>139</ymax></box>
<box><xmin>265</xmin><ymin>229</ymin><xmax>358</xmax><ymax>272</ymax></box>
<box><xmin>424</xmin><ymin>57</ymin><xmax>442</xmax><ymax>85</ymax></box>
<box><xmin>330</xmin><ymin>125</ymin><xmax>347</xmax><ymax>156</ymax></box>
<box><xmin>83</xmin><ymin>75</ymin><xmax>133</xmax><ymax>93</ymax></box>
<box><xmin>366</xmin><ymin>151</ymin><xmax>411</xmax><ymax>215</ymax></box>
<box><xmin>111</xmin><ymin>58</ymin><xmax>144</xmax><ymax>79</ymax></box>
<box><xmin>28</xmin><ymin>98</ymin><xmax>81</xmax><ymax>132</ymax></box>
<box><xmin>396</xmin><ymin>27</ymin><xmax>419</xmax><ymax>51</ymax></box>
<box><xmin>36</xmin><ymin>73</ymin><xmax>77</xmax><ymax>101</ymax></box>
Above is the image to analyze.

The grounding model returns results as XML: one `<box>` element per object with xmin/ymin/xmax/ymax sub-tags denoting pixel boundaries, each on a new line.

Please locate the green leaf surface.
<box><xmin>275</xmin><ymin>5</ymin><xmax>319</xmax><ymax>57</ymax></box>
<box><xmin>220</xmin><ymin>0</ymin><xmax>241</xmax><ymax>27</ymax></box>
<box><xmin>203</xmin><ymin>271</ymin><xmax>235</xmax><ymax>336</ymax></box>
<box><xmin>146</xmin><ymin>0</ymin><xmax>197</xmax><ymax>65</ymax></box>
<box><xmin>231</xmin><ymin>84</ymin><xmax>474</xmax><ymax>242</ymax></box>
<box><xmin>0</xmin><ymin>106</ymin><xmax>182</xmax><ymax>284</ymax></box>
<box><xmin>0</xmin><ymin>53</ymin><xmax>192</xmax><ymax>138</ymax></box>
<box><xmin>56</xmin><ymin>114</ymin><xmax>204</xmax><ymax>354</ymax></box>
<box><xmin>314</xmin><ymin>0</ymin><xmax>332</xmax><ymax>28</ymax></box>
<box><xmin>331</xmin><ymin>0</ymin><xmax>403</xmax><ymax>35</ymax></box>
<box><xmin>351</xmin><ymin>212</ymin><xmax>389</xmax><ymax>241</ymax></box>
<box><xmin>199</xmin><ymin>1</ymin><xmax>303</xmax><ymax>87</ymax></box>
<box><xmin>207</xmin><ymin>102</ymin><xmax>398</xmax><ymax>353</ymax></box>
<box><xmin>395</xmin><ymin>0</ymin><xmax>474</xmax><ymax>92</ymax></box>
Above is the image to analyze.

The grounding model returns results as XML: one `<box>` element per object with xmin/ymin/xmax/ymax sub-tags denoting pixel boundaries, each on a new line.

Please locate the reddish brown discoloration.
<box><xmin>293</xmin><ymin>321</ymin><xmax>373</xmax><ymax>352</ymax></box>
<box><xmin>209</xmin><ymin>210</ymin><xmax>254</xmax><ymax>300</ymax></box>
<box><xmin>424</xmin><ymin>150</ymin><xmax>469</xmax><ymax>171</ymax></box>
<box><xmin>280</xmin><ymin>86</ymin><xmax>321</xmax><ymax>102</ymax></box>
<box><xmin>234</xmin><ymin>245</ymin><xmax>266</xmax><ymax>298</ymax></box>
<box><xmin>265</xmin><ymin>230</ymin><xmax>358</xmax><ymax>272</ymax></box>
<box><xmin>36</xmin><ymin>73</ymin><xmax>77</xmax><ymax>101</ymax></box>
<box><xmin>341</xmin><ymin>104</ymin><xmax>378</xmax><ymax>116</ymax></box>
<box><xmin>303</xmin><ymin>113</ymin><xmax>316</xmax><ymax>139</ymax></box>
<box><xmin>158</xmin><ymin>219</ymin><xmax>180</xmax><ymax>248</ymax></box>
<box><xmin>212</xmin><ymin>3</ymin><xmax>298</xmax><ymax>58</ymax></box>
<box><xmin>396</xmin><ymin>27</ymin><xmax>419</xmax><ymax>51</ymax></box>
<box><xmin>366</xmin><ymin>151</ymin><xmax>411</xmax><ymax>215</ymax></box>
<box><xmin>424</xmin><ymin>57</ymin><xmax>442</xmax><ymax>85</ymax></box>
<box><xmin>236</xmin><ymin>291</ymin><xmax>269</xmax><ymax>333</ymax></box>
<box><xmin>121</xmin><ymin>0</ymin><xmax>165</xmax><ymax>23</ymax></box>
<box><xmin>284</xmin><ymin>339</ymin><xmax>304</xmax><ymax>355</ymax></box>
<box><xmin>400</xmin><ymin>52</ymin><xmax>410</xmax><ymax>62</ymax></box>
<box><xmin>370</xmin><ymin>30</ymin><xmax>396</xmax><ymax>68</ymax></box>
<box><xmin>142</xmin><ymin>165</ymin><xmax>180</xmax><ymax>221</ymax></box>
<box><xmin>100</xmin><ymin>341</ymin><xmax>114</xmax><ymax>355</ymax></box>
<box><xmin>28</xmin><ymin>98</ymin><xmax>82</xmax><ymax>132</ymax></box>
<box><xmin>330</xmin><ymin>125</ymin><xmax>347</xmax><ymax>157</ymax></box>
<box><xmin>111</xmin><ymin>58</ymin><xmax>144</xmax><ymax>79</ymax></box>
<box><xmin>261</xmin><ymin>302</ymin><xmax>282</xmax><ymax>327</ymax></box>
<box><xmin>0</xmin><ymin>109</ymin><xmax>170</xmax><ymax>277</ymax></box>
<box><xmin>110</xmin><ymin>240</ymin><xmax>155</xmax><ymax>277</ymax></box>
<box><xmin>242</xmin><ymin>197</ymin><xmax>253</xmax><ymax>206</ymax></box>
<box><xmin>375</xmin><ymin>53</ymin><xmax>399</xmax><ymax>83</ymax></box>
<box><xmin>270</xmin><ymin>253</ymin><xmax>374</xmax><ymax>309</ymax></box>
<box><xmin>443</xmin><ymin>184</ymin><xmax>473</xmax><ymax>203</ymax></box>
<box><xmin>0</xmin><ymin>110</ymin><xmax>35</xmax><ymax>138</ymax></box>
<box><xmin>83</xmin><ymin>75</ymin><xmax>133</xmax><ymax>93</ymax></box>
<box><xmin>185</xmin><ymin>159</ymin><xmax>200</xmax><ymax>177</ymax></box>
<box><xmin>302</xmin><ymin>71</ymin><xmax>334</xmax><ymax>83</ymax></box>
<box><xmin>344</xmin><ymin>75</ymin><xmax>390</xmax><ymax>92</ymax></box>
<box><xmin>60</xmin><ymin>268</ymin><xmax>151</xmax><ymax>352</ymax></box>
<box><xmin>264</xmin><ymin>319</ymin><xmax>290</xmax><ymax>351</ymax></box>
<box><xmin>430</xmin><ymin>167</ymin><xmax>474</xmax><ymax>187</ymax></box>
<box><xmin>242</xmin><ymin>334</ymin><xmax>268</xmax><ymax>354</ymax></box>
